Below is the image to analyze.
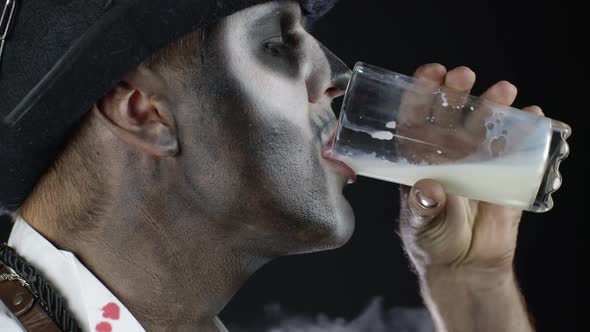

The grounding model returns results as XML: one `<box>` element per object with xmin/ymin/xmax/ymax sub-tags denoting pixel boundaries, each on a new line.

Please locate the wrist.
<box><xmin>418</xmin><ymin>266</ymin><xmax>533</xmax><ymax>332</ymax></box>
<box><xmin>420</xmin><ymin>265</ymin><xmax>516</xmax><ymax>294</ymax></box>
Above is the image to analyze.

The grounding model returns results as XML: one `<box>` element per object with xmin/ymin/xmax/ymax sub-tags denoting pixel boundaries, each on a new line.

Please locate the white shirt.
<box><xmin>0</xmin><ymin>216</ymin><xmax>146</xmax><ymax>332</ymax></box>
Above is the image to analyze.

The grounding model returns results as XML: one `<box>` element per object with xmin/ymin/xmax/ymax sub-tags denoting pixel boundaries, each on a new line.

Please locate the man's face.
<box><xmin>172</xmin><ymin>0</ymin><xmax>354</xmax><ymax>254</ymax></box>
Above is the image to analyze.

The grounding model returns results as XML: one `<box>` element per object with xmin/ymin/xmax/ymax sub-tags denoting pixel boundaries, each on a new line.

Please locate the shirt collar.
<box><xmin>8</xmin><ymin>216</ymin><xmax>146</xmax><ymax>332</ymax></box>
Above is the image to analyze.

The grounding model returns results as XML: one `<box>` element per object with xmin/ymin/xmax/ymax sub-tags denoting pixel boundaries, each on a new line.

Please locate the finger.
<box><xmin>404</xmin><ymin>179</ymin><xmax>447</xmax><ymax>229</ymax></box>
<box><xmin>464</xmin><ymin>80</ymin><xmax>518</xmax><ymax>135</ymax></box>
<box><xmin>433</xmin><ymin>66</ymin><xmax>476</xmax><ymax>129</ymax></box>
<box><xmin>480</xmin><ymin>80</ymin><xmax>518</xmax><ymax>105</ymax></box>
<box><xmin>399</xmin><ymin>179</ymin><xmax>449</xmax><ymax>266</ymax></box>
<box><xmin>398</xmin><ymin>64</ymin><xmax>447</xmax><ymax>128</ymax></box>
<box><xmin>522</xmin><ymin>105</ymin><xmax>544</xmax><ymax>116</ymax></box>
<box><xmin>399</xmin><ymin>180</ymin><xmax>474</xmax><ymax>269</ymax></box>
<box><xmin>445</xmin><ymin>66</ymin><xmax>477</xmax><ymax>92</ymax></box>
<box><xmin>414</xmin><ymin>63</ymin><xmax>447</xmax><ymax>83</ymax></box>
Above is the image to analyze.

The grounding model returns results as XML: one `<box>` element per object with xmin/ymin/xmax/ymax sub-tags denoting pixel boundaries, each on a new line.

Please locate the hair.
<box><xmin>16</xmin><ymin>29</ymin><xmax>206</xmax><ymax>236</ymax></box>
<box><xmin>144</xmin><ymin>29</ymin><xmax>206</xmax><ymax>73</ymax></box>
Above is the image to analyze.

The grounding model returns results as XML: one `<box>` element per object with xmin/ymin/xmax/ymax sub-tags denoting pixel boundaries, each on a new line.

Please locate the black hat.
<box><xmin>0</xmin><ymin>0</ymin><xmax>337</xmax><ymax>213</ymax></box>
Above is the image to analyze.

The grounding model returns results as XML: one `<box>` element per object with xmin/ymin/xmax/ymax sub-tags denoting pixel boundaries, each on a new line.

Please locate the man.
<box><xmin>0</xmin><ymin>0</ymin><xmax>539</xmax><ymax>331</ymax></box>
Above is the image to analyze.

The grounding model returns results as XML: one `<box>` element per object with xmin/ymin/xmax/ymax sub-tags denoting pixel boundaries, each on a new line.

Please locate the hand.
<box><xmin>397</xmin><ymin>64</ymin><xmax>544</xmax><ymax>280</ymax></box>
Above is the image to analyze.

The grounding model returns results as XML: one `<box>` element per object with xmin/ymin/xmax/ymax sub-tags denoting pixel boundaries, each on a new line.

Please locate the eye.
<box><xmin>262</xmin><ymin>33</ymin><xmax>298</xmax><ymax>57</ymax></box>
<box><xmin>263</xmin><ymin>37</ymin><xmax>282</xmax><ymax>56</ymax></box>
<box><xmin>263</xmin><ymin>35</ymin><xmax>286</xmax><ymax>56</ymax></box>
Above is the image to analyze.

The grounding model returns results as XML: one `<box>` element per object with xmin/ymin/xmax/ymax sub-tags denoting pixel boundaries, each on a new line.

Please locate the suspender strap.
<box><xmin>0</xmin><ymin>243</ymin><xmax>81</xmax><ymax>331</ymax></box>
<box><xmin>0</xmin><ymin>262</ymin><xmax>61</xmax><ymax>331</ymax></box>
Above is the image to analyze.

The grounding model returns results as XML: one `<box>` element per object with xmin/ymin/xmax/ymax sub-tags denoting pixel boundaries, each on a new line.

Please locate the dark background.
<box><xmin>1</xmin><ymin>0</ymin><xmax>577</xmax><ymax>331</ymax></box>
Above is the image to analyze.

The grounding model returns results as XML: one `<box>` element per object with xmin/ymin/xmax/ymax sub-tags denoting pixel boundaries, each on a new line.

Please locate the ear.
<box><xmin>92</xmin><ymin>70</ymin><xmax>179</xmax><ymax>157</ymax></box>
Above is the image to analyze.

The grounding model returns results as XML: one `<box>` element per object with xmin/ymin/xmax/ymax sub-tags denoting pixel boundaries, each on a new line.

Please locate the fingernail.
<box><xmin>415</xmin><ymin>190</ymin><xmax>438</xmax><ymax>208</ymax></box>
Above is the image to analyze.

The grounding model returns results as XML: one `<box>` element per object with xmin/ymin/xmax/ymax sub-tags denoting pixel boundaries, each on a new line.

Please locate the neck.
<box><xmin>26</xmin><ymin>187</ymin><xmax>270</xmax><ymax>331</ymax></box>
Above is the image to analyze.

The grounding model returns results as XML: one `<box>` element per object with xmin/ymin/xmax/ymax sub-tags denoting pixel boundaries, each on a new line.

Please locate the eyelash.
<box><xmin>263</xmin><ymin>33</ymin><xmax>298</xmax><ymax>57</ymax></box>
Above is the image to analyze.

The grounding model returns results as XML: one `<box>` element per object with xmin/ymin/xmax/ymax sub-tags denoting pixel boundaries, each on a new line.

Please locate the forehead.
<box><xmin>232</xmin><ymin>1</ymin><xmax>306</xmax><ymax>28</ymax></box>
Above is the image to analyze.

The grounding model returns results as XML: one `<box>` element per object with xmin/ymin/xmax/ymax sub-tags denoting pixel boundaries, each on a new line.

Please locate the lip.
<box><xmin>321</xmin><ymin>131</ymin><xmax>357</xmax><ymax>184</ymax></box>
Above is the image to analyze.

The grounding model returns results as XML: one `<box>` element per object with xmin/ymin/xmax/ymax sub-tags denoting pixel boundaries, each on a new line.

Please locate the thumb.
<box><xmin>399</xmin><ymin>179</ymin><xmax>449</xmax><ymax>273</ymax></box>
<box><xmin>403</xmin><ymin>179</ymin><xmax>447</xmax><ymax>230</ymax></box>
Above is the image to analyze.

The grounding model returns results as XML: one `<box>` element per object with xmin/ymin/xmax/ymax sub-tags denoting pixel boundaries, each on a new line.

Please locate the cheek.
<box><xmin>223</xmin><ymin>31</ymin><xmax>314</xmax><ymax>141</ymax></box>
<box><xmin>249</xmin><ymin>117</ymin><xmax>332</xmax><ymax>223</ymax></box>
<box><xmin>235</xmin><ymin>71</ymin><xmax>322</xmax><ymax>186</ymax></box>
<box><xmin>216</xmin><ymin>71</ymin><xmax>330</xmax><ymax>217</ymax></box>
<box><xmin>242</xmin><ymin>69</ymin><xmax>313</xmax><ymax>141</ymax></box>
<box><xmin>223</xmin><ymin>45</ymin><xmax>333</xmax><ymax>197</ymax></box>
<box><xmin>199</xmin><ymin>24</ymin><xmax>340</xmax><ymax>221</ymax></box>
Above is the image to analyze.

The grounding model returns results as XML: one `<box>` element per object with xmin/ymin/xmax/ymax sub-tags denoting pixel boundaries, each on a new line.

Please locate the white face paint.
<box><xmin>178</xmin><ymin>1</ymin><xmax>355</xmax><ymax>254</ymax></box>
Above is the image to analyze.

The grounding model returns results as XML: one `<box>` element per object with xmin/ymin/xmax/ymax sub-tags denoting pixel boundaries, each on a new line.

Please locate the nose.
<box><xmin>307</xmin><ymin>43</ymin><xmax>352</xmax><ymax>103</ymax></box>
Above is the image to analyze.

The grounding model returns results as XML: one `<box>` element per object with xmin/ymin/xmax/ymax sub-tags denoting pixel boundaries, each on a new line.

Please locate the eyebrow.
<box><xmin>251</xmin><ymin>5</ymin><xmax>308</xmax><ymax>31</ymax></box>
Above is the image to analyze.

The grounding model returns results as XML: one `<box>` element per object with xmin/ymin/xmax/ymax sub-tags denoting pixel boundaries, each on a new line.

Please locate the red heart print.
<box><xmin>102</xmin><ymin>302</ymin><xmax>120</xmax><ymax>320</ymax></box>
<box><xmin>96</xmin><ymin>322</ymin><xmax>112</xmax><ymax>332</ymax></box>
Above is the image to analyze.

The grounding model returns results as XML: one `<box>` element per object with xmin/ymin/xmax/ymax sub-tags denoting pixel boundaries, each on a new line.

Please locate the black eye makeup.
<box><xmin>248</xmin><ymin>4</ymin><xmax>309</xmax><ymax>77</ymax></box>
<box><xmin>262</xmin><ymin>31</ymin><xmax>301</xmax><ymax>57</ymax></box>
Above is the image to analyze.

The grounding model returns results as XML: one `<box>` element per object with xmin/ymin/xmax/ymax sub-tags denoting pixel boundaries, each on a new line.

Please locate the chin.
<box><xmin>258</xmin><ymin>152</ymin><xmax>357</xmax><ymax>255</ymax></box>
<box><xmin>289</xmin><ymin>185</ymin><xmax>356</xmax><ymax>255</ymax></box>
<box><xmin>320</xmin><ymin>194</ymin><xmax>356</xmax><ymax>251</ymax></box>
<box><xmin>319</xmin><ymin>169</ymin><xmax>357</xmax><ymax>250</ymax></box>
